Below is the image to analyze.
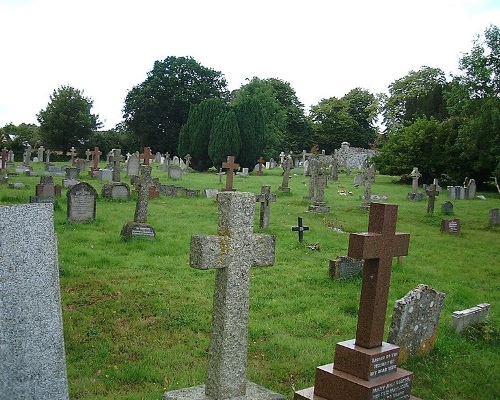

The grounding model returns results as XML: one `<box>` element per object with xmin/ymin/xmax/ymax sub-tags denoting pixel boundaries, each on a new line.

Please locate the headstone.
<box><xmin>278</xmin><ymin>155</ymin><xmax>293</xmax><ymax>192</ymax></box>
<box><xmin>295</xmin><ymin>203</ymin><xmax>421</xmax><ymax>400</ymax></box>
<box><xmin>441</xmin><ymin>201</ymin><xmax>454</xmax><ymax>214</ymax></box>
<box><xmin>85</xmin><ymin>148</ymin><xmax>92</xmax><ymax>161</ymax></box>
<box><xmin>62</xmin><ymin>166</ymin><xmax>80</xmax><ymax>188</ymax></box>
<box><xmin>222</xmin><ymin>155</ymin><xmax>239</xmax><ymax>192</ymax></box>
<box><xmin>99</xmin><ymin>168</ymin><xmax>113</xmax><ymax>181</ymax></box>
<box><xmin>140</xmin><ymin>147</ymin><xmax>155</xmax><ymax>166</ymax></box>
<box><xmin>489</xmin><ymin>208</ymin><xmax>500</xmax><ymax>225</ymax></box>
<box><xmin>66</xmin><ymin>182</ymin><xmax>97</xmax><ymax>222</ymax></box>
<box><xmin>45</xmin><ymin>149</ymin><xmax>52</xmax><ymax>165</ymax></box>
<box><xmin>163</xmin><ymin>192</ymin><xmax>283</xmax><ymax>400</ymax></box>
<box><xmin>467</xmin><ymin>178</ymin><xmax>477</xmax><ymax>198</ymax></box>
<box><xmin>440</xmin><ymin>219</ymin><xmax>461</xmax><ymax>234</ymax></box>
<box><xmin>257</xmin><ymin>156</ymin><xmax>265</xmax><ymax>176</ymax></box>
<box><xmin>36</xmin><ymin>176</ymin><xmax>62</xmax><ymax>197</ymax></box>
<box><xmin>184</xmin><ymin>154</ymin><xmax>192</xmax><ymax>169</ymax></box>
<box><xmin>426</xmin><ymin>184</ymin><xmax>439</xmax><ymax>214</ymax></box>
<box><xmin>8</xmin><ymin>149</ymin><xmax>15</xmax><ymax>163</ymax></box>
<box><xmin>127</xmin><ymin>152</ymin><xmax>140</xmax><ymax>177</ymax></box>
<box><xmin>168</xmin><ymin>165</ymin><xmax>183</xmax><ymax>179</ymax></box>
<box><xmin>204</xmin><ymin>189</ymin><xmax>219</xmax><ymax>198</ymax></box>
<box><xmin>239</xmin><ymin>167</ymin><xmax>249</xmax><ymax>176</ymax></box>
<box><xmin>410</xmin><ymin>167</ymin><xmax>421</xmax><ymax>194</ymax></box>
<box><xmin>328</xmin><ymin>256</ymin><xmax>363</xmax><ymax>280</ymax></box>
<box><xmin>88</xmin><ymin>146</ymin><xmax>102</xmax><ymax>177</ymax></box>
<box><xmin>67</xmin><ymin>146</ymin><xmax>76</xmax><ymax>163</ymax></box>
<box><xmin>172</xmin><ymin>156</ymin><xmax>180</xmax><ymax>166</ymax></box>
<box><xmin>155</xmin><ymin>151</ymin><xmax>162</xmax><ymax>163</ymax></box>
<box><xmin>23</xmin><ymin>145</ymin><xmax>32</xmax><ymax>167</ymax></box>
<box><xmin>1</xmin><ymin>147</ymin><xmax>9</xmax><ymax>173</ymax></box>
<box><xmin>255</xmin><ymin>185</ymin><xmax>276</xmax><ymax>229</ymax></box>
<box><xmin>9</xmin><ymin>182</ymin><xmax>25</xmax><ymax>189</ymax></box>
<box><xmin>111</xmin><ymin>148</ymin><xmax>123</xmax><ymax>182</ymax></box>
<box><xmin>292</xmin><ymin>217</ymin><xmax>309</xmax><ymax>243</ymax></box>
<box><xmin>102</xmin><ymin>182</ymin><xmax>130</xmax><ymax>200</ymax></box>
<box><xmin>388</xmin><ymin>284</ymin><xmax>446</xmax><ymax>363</ymax></box>
<box><xmin>450</xmin><ymin>303</ymin><xmax>490</xmax><ymax>333</ymax></box>
<box><xmin>360</xmin><ymin>162</ymin><xmax>375</xmax><ymax>208</ymax></box>
<box><xmin>307</xmin><ymin>158</ymin><xmax>330</xmax><ymax>213</ymax></box>
<box><xmin>121</xmin><ymin>165</ymin><xmax>156</xmax><ymax>240</ymax></box>
<box><xmin>37</xmin><ymin>146</ymin><xmax>45</xmax><ymax>161</ymax></box>
<box><xmin>354</xmin><ymin>172</ymin><xmax>363</xmax><ymax>188</ymax></box>
<box><xmin>0</xmin><ymin>203</ymin><xmax>69</xmax><ymax>399</ymax></box>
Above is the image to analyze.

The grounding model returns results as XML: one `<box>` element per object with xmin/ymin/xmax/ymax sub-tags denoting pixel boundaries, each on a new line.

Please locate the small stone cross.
<box><xmin>426</xmin><ymin>183</ymin><xmax>439</xmax><ymax>214</ymax></box>
<box><xmin>184</xmin><ymin>154</ymin><xmax>191</xmax><ymax>168</ymax></box>
<box><xmin>140</xmin><ymin>147</ymin><xmax>155</xmax><ymax>166</ymax></box>
<box><xmin>85</xmin><ymin>148</ymin><xmax>92</xmax><ymax>161</ymax></box>
<box><xmin>257</xmin><ymin>156</ymin><xmax>265</xmax><ymax>176</ymax></box>
<box><xmin>410</xmin><ymin>167</ymin><xmax>421</xmax><ymax>194</ymax></box>
<box><xmin>222</xmin><ymin>155</ymin><xmax>239</xmax><ymax>191</ymax></box>
<box><xmin>134</xmin><ymin>165</ymin><xmax>153</xmax><ymax>224</ymax></box>
<box><xmin>92</xmin><ymin>147</ymin><xmax>102</xmax><ymax>170</ymax></box>
<box><xmin>190</xmin><ymin>192</ymin><xmax>275</xmax><ymax>398</ymax></box>
<box><xmin>292</xmin><ymin>217</ymin><xmax>309</xmax><ymax>242</ymax></box>
<box><xmin>112</xmin><ymin>148</ymin><xmax>122</xmax><ymax>182</ymax></box>
<box><xmin>348</xmin><ymin>202</ymin><xmax>410</xmax><ymax>349</ymax></box>
<box><xmin>1</xmin><ymin>147</ymin><xmax>7</xmax><ymax>171</ymax></box>
<box><xmin>67</xmin><ymin>146</ymin><xmax>76</xmax><ymax>162</ymax></box>
<box><xmin>256</xmin><ymin>185</ymin><xmax>276</xmax><ymax>229</ymax></box>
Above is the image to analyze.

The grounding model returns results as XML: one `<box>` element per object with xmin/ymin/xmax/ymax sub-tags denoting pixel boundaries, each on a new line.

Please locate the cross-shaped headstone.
<box><xmin>256</xmin><ymin>185</ymin><xmax>276</xmax><ymax>229</ymax></box>
<box><xmin>221</xmin><ymin>155</ymin><xmax>239</xmax><ymax>191</ymax></box>
<box><xmin>292</xmin><ymin>216</ymin><xmax>309</xmax><ymax>242</ymax></box>
<box><xmin>190</xmin><ymin>192</ymin><xmax>275</xmax><ymax>398</ymax></box>
<box><xmin>85</xmin><ymin>148</ymin><xmax>92</xmax><ymax>161</ymax></box>
<box><xmin>140</xmin><ymin>147</ymin><xmax>155</xmax><ymax>166</ymax></box>
<box><xmin>92</xmin><ymin>147</ymin><xmax>101</xmax><ymax>170</ymax></box>
<box><xmin>67</xmin><ymin>146</ymin><xmax>76</xmax><ymax>162</ymax></box>
<box><xmin>184</xmin><ymin>154</ymin><xmax>191</xmax><ymax>168</ymax></box>
<box><xmin>257</xmin><ymin>156</ymin><xmax>265</xmax><ymax>176</ymax></box>
<box><xmin>426</xmin><ymin>183</ymin><xmax>439</xmax><ymax>214</ymax></box>
<box><xmin>348</xmin><ymin>202</ymin><xmax>410</xmax><ymax>349</ymax></box>
<box><xmin>44</xmin><ymin>149</ymin><xmax>51</xmax><ymax>164</ymax></box>
<box><xmin>1</xmin><ymin>147</ymin><xmax>7</xmax><ymax>172</ymax></box>
<box><xmin>134</xmin><ymin>165</ymin><xmax>153</xmax><ymax>224</ymax></box>
<box><xmin>279</xmin><ymin>155</ymin><xmax>293</xmax><ymax>191</ymax></box>
<box><xmin>410</xmin><ymin>167</ymin><xmax>421</xmax><ymax>194</ymax></box>
<box><xmin>112</xmin><ymin>148</ymin><xmax>122</xmax><ymax>182</ymax></box>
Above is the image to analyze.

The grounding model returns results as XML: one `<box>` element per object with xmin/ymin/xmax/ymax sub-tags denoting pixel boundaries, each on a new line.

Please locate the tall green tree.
<box><xmin>37</xmin><ymin>85</ymin><xmax>101</xmax><ymax>151</ymax></box>
<box><xmin>208</xmin><ymin>110</ymin><xmax>241</xmax><ymax>168</ymax></box>
<box><xmin>123</xmin><ymin>56</ymin><xmax>228</xmax><ymax>155</ymax></box>
<box><xmin>233</xmin><ymin>97</ymin><xmax>266</xmax><ymax>168</ymax></box>
<box><xmin>178</xmin><ymin>98</ymin><xmax>226</xmax><ymax>171</ymax></box>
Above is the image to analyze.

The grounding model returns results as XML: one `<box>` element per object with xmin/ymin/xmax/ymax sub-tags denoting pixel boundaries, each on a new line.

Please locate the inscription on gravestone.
<box><xmin>66</xmin><ymin>182</ymin><xmax>97</xmax><ymax>222</ymax></box>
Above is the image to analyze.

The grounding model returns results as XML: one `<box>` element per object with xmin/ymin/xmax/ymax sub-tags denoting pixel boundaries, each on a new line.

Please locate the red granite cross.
<box><xmin>140</xmin><ymin>147</ymin><xmax>155</xmax><ymax>166</ymax></box>
<box><xmin>257</xmin><ymin>156</ymin><xmax>265</xmax><ymax>176</ymax></box>
<box><xmin>92</xmin><ymin>147</ymin><xmax>102</xmax><ymax>169</ymax></box>
<box><xmin>347</xmin><ymin>202</ymin><xmax>410</xmax><ymax>349</ymax></box>
<box><xmin>222</xmin><ymin>155</ymin><xmax>239</xmax><ymax>191</ymax></box>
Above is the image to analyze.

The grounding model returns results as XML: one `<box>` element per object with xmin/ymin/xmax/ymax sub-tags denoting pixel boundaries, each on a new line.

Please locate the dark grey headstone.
<box><xmin>489</xmin><ymin>208</ymin><xmax>499</xmax><ymax>225</ymax></box>
<box><xmin>441</xmin><ymin>201</ymin><xmax>454</xmax><ymax>214</ymax></box>
<box><xmin>67</xmin><ymin>182</ymin><xmax>97</xmax><ymax>222</ymax></box>
<box><xmin>0</xmin><ymin>203</ymin><xmax>69</xmax><ymax>399</ymax></box>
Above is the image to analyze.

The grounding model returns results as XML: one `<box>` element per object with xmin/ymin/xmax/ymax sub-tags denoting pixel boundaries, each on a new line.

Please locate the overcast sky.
<box><xmin>1</xmin><ymin>0</ymin><xmax>499</xmax><ymax>130</ymax></box>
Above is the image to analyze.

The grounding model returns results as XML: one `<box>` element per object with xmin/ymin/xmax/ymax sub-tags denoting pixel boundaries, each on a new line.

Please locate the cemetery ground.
<box><xmin>1</xmin><ymin>163</ymin><xmax>499</xmax><ymax>400</ymax></box>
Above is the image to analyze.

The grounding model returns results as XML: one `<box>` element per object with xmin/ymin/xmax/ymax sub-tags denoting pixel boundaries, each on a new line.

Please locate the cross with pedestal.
<box><xmin>222</xmin><ymin>155</ymin><xmax>239</xmax><ymax>191</ymax></box>
<box><xmin>1</xmin><ymin>148</ymin><xmax>7</xmax><ymax>172</ymax></box>
<box><xmin>256</xmin><ymin>185</ymin><xmax>276</xmax><ymax>229</ymax></box>
<box><xmin>140</xmin><ymin>147</ymin><xmax>155</xmax><ymax>166</ymax></box>
<box><xmin>426</xmin><ymin>183</ymin><xmax>439</xmax><ymax>214</ymax></box>
<box><xmin>85</xmin><ymin>148</ymin><xmax>92</xmax><ymax>161</ymax></box>
<box><xmin>67</xmin><ymin>146</ymin><xmax>76</xmax><ymax>163</ymax></box>
<box><xmin>174</xmin><ymin>192</ymin><xmax>280</xmax><ymax>400</ymax></box>
<box><xmin>292</xmin><ymin>217</ymin><xmax>309</xmax><ymax>243</ymax></box>
<box><xmin>257</xmin><ymin>156</ymin><xmax>265</xmax><ymax>176</ymax></box>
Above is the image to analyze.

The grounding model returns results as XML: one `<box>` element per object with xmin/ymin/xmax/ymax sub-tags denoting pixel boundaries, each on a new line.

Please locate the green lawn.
<box><xmin>1</xmin><ymin>162</ymin><xmax>499</xmax><ymax>399</ymax></box>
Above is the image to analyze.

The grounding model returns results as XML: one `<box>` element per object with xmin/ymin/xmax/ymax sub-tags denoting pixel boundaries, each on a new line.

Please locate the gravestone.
<box><xmin>441</xmin><ymin>201</ymin><xmax>454</xmax><ymax>214</ymax></box>
<box><xmin>168</xmin><ymin>165</ymin><xmax>183</xmax><ymax>179</ymax></box>
<box><xmin>360</xmin><ymin>162</ymin><xmax>375</xmax><ymax>208</ymax></box>
<box><xmin>255</xmin><ymin>185</ymin><xmax>276</xmax><ymax>229</ymax></box>
<box><xmin>0</xmin><ymin>203</ymin><xmax>69</xmax><ymax>399</ymax></box>
<box><xmin>440</xmin><ymin>219</ymin><xmax>461</xmax><ymax>234</ymax></box>
<box><xmin>328</xmin><ymin>256</ymin><xmax>363</xmax><ymax>280</ymax></box>
<box><xmin>184</xmin><ymin>153</ymin><xmax>192</xmax><ymax>169</ymax></box>
<box><xmin>66</xmin><ymin>182</ymin><xmax>97</xmax><ymax>222</ymax></box>
<box><xmin>155</xmin><ymin>151</ymin><xmax>162</xmax><ymax>163</ymax></box>
<box><xmin>410</xmin><ymin>167</ymin><xmax>421</xmax><ymax>194</ymax></box>
<box><xmin>388</xmin><ymin>284</ymin><xmax>446</xmax><ymax>363</ymax></box>
<box><xmin>37</xmin><ymin>145</ymin><xmax>44</xmax><ymax>161</ymax></box>
<box><xmin>1</xmin><ymin>147</ymin><xmax>7</xmax><ymax>173</ymax></box>
<box><xmin>62</xmin><ymin>166</ymin><xmax>80</xmax><ymax>188</ymax></box>
<box><xmin>295</xmin><ymin>203</ymin><xmax>421</xmax><ymax>400</ymax></box>
<box><xmin>308</xmin><ymin>159</ymin><xmax>331</xmax><ymax>213</ymax></box>
<box><xmin>292</xmin><ymin>217</ymin><xmax>309</xmax><ymax>243</ymax></box>
<box><xmin>163</xmin><ymin>192</ymin><xmax>283</xmax><ymax>400</ymax></box>
<box><xmin>468</xmin><ymin>178</ymin><xmax>477</xmax><ymax>198</ymax></box>
<box><xmin>450</xmin><ymin>303</ymin><xmax>491</xmax><ymax>333</ymax></box>
<box><xmin>426</xmin><ymin>183</ymin><xmax>439</xmax><ymax>214</ymax></box>
<box><xmin>102</xmin><ymin>148</ymin><xmax>131</xmax><ymax>200</ymax></box>
<box><xmin>204</xmin><ymin>188</ymin><xmax>219</xmax><ymax>198</ymax></box>
<box><xmin>36</xmin><ymin>176</ymin><xmax>62</xmax><ymax>197</ymax></box>
<box><xmin>278</xmin><ymin>155</ymin><xmax>293</xmax><ymax>192</ymax></box>
<box><xmin>257</xmin><ymin>156</ymin><xmax>265</xmax><ymax>176</ymax></box>
<box><xmin>140</xmin><ymin>147</ymin><xmax>155</xmax><ymax>166</ymax></box>
<box><xmin>222</xmin><ymin>155</ymin><xmax>239</xmax><ymax>192</ymax></box>
<box><xmin>121</xmin><ymin>165</ymin><xmax>156</xmax><ymax>240</ymax></box>
<box><xmin>489</xmin><ymin>208</ymin><xmax>500</xmax><ymax>225</ymax></box>
<box><xmin>88</xmin><ymin>146</ymin><xmax>102</xmax><ymax>177</ymax></box>
<box><xmin>354</xmin><ymin>172</ymin><xmax>363</xmax><ymax>188</ymax></box>
<box><xmin>127</xmin><ymin>152</ymin><xmax>140</xmax><ymax>177</ymax></box>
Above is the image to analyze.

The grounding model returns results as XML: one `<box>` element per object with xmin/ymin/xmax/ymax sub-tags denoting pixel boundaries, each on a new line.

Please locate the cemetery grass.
<box><xmin>1</xmin><ymin>164</ymin><xmax>499</xmax><ymax>400</ymax></box>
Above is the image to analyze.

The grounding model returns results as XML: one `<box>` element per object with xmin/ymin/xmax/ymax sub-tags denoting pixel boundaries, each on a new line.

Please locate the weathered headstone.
<box><xmin>163</xmin><ymin>192</ymin><xmax>283</xmax><ymax>400</ymax></box>
<box><xmin>467</xmin><ymin>178</ymin><xmax>477</xmax><ymax>198</ymax></box>
<box><xmin>184</xmin><ymin>153</ymin><xmax>192</xmax><ymax>169</ymax></box>
<box><xmin>388</xmin><ymin>284</ymin><xmax>446</xmax><ymax>363</ymax></box>
<box><xmin>295</xmin><ymin>203</ymin><xmax>421</xmax><ymax>400</ymax></box>
<box><xmin>489</xmin><ymin>208</ymin><xmax>500</xmax><ymax>225</ymax></box>
<box><xmin>450</xmin><ymin>303</ymin><xmax>491</xmax><ymax>333</ymax></box>
<box><xmin>354</xmin><ymin>172</ymin><xmax>363</xmax><ymax>188</ymax></box>
<box><xmin>440</xmin><ymin>219</ymin><xmax>461</xmax><ymax>234</ymax></box>
<box><xmin>62</xmin><ymin>166</ymin><xmax>80</xmax><ymax>188</ymax></box>
<box><xmin>256</xmin><ymin>185</ymin><xmax>276</xmax><ymax>229</ymax></box>
<box><xmin>441</xmin><ymin>201</ymin><xmax>454</xmax><ymax>214</ymax></box>
<box><xmin>257</xmin><ymin>156</ymin><xmax>265</xmax><ymax>176</ymax></box>
<box><xmin>204</xmin><ymin>188</ymin><xmax>219</xmax><ymax>198</ymax></box>
<box><xmin>66</xmin><ymin>182</ymin><xmax>97</xmax><ymax>222</ymax></box>
<box><xmin>278</xmin><ymin>155</ymin><xmax>293</xmax><ymax>192</ymax></box>
<box><xmin>127</xmin><ymin>152</ymin><xmax>140</xmax><ymax>177</ymax></box>
<box><xmin>0</xmin><ymin>203</ymin><xmax>69</xmax><ymax>399</ymax></box>
<box><xmin>168</xmin><ymin>165</ymin><xmax>183</xmax><ymax>179</ymax></box>
<box><xmin>36</xmin><ymin>176</ymin><xmax>62</xmax><ymax>197</ymax></box>
<box><xmin>307</xmin><ymin>158</ymin><xmax>330</xmax><ymax>213</ymax></box>
<box><xmin>410</xmin><ymin>167</ymin><xmax>421</xmax><ymax>194</ymax></box>
<box><xmin>102</xmin><ymin>149</ymin><xmax>131</xmax><ymax>200</ymax></box>
<box><xmin>328</xmin><ymin>256</ymin><xmax>363</xmax><ymax>280</ymax></box>
<box><xmin>292</xmin><ymin>216</ymin><xmax>309</xmax><ymax>243</ymax></box>
<box><xmin>67</xmin><ymin>146</ymin><xmax>76</xmax><ymax>163</ymax></box>
<box><xmin>0</xmin><ymin>147</ymin><xmax>7</xmax><ymax>173</ymax></box>
<box><xmin>426</xmin><ymin>183</ymin><xmax>439</xmax><ymax>214</ymax></box>
<box><xmin>222</xmin><ymin>155</ymin><xmax>239</xmax><ymax>192</ymax></box>
<box><xmin>360</xmin><ymin>162</ymin><xmax>375</xmax><ymax>208</ymax></box>
<box><xmin>37</xmin><ymin>145</ymin><xmax>45</xmax><ymax>162</ymax></box>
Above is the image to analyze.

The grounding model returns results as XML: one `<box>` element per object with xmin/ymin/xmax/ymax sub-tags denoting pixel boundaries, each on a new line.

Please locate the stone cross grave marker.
<box><xmin>163</xmin><ymin>192</ymin><xmax>283</xmax><ymax>400</ymax></box>
<box><xmin>45</xmin><ymin>148</ymin><xmax>52</xmax><ymax>164</ymax></box>
<box><xmin>140</xmin><ymin>146</ymin><xmax>155</xmax><ymax>166</ymax></box>
<box><xmin>37</xmin><ymin>145</ymin><xmax>45</xmax><ymax>162</ymax></box>
<box><xmin>1</xmin><ymin>147</ymin><xmax>7</xmax><ymax>172</ymax></box>
<box><xmin>292</xmin><ymin>216</ymin><xmax>309</xmax><ymax>242</ymax></box>
<box><xmin>222</xmin><ymin>155</ymin><xmax>239</xmax><ymax>191</ymax></box>
<box><xmin>257</xmin><ymin>156</ymin><xmax>265</xmax><ymax>176</ymax></box>
<box><xmin>112</xmin><ymin>148</ymin><xmax>122</xmax><ymax>182</ymax></box>
<box><xmin>426</xmin><ymin>183</ymin><xmax>439</xmax><ymax>214</ymax></box>
<box><xmin>294</xmin><ymin>202</ymin><xmax>421</xmax><ymax>400</ymax></box>
<box><xmin>0</xmin><ymin>203</ymin><xmax>69</xmax><ymax>399</ymax></box>
<box><xmin>256</xmin><ymin>184</ymin><xmax>276</xmax><ymax>229</ymax></box>
<box><xmin>278</xmin><ymin>155</ymin><xmax>293</xmax><ymax>192</ymax></box>
<box><xmin>85</xmin><ymin>148</ymin><xmax>91</xmax><ymax>160</ymax></box>
<box><xmin>89</xmin><ymin>146</ymin><xmax>102</xmax><ymax>177</ymax></box>
<box><xmin>23</xmin><ymin>145</ymin><xmax>32</xmax><ymax>167</ymax></box>
<box><xmin>67</xmin><ymin>146</ymin><xmax>76</xmax><ymax>163</ymax></box>
<box><xmin>410</xmin><ymin>167</ymin><xmax>421</xmax><ymax>194</ymax></box>
<box><xmin>308</xmin><ymin>159</ymin><xmax>330</xmax><ymax>213</ymax></box>
<box><xmin>184</xmin><ymin>153</ymin><xmax>191</xmax><ymax>169</ymax></box>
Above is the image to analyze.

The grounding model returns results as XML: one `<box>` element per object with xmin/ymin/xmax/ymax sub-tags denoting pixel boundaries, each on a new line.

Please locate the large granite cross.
<box><xmin>222</xmin><ymin>155</ymin><xmax>239</xmax><ymax>191</ymax></box>
<box><xmin>256</xmin><ymin>185</ymin><xmax>276</xmax><ymax>229</ymax></box>
<box><xmin>348</xmin><ymin>202</ymin><xmax>410</xmax><ymax>349</ymax></box>
<box><xmin>190</xmin><ymin>192</ymin><xmax>275</xmax><ymax>399</ymax></box>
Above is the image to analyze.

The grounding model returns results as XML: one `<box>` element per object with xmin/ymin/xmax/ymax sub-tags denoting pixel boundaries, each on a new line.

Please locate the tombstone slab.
<box><xmin>102</xmin><ymin>181</ymin><xmax>131</xmax><ymax>200</ymax></box>
<box><xmin>67</xmin><ymin>182</ymin><xmax>97</xmax><ymax>222</ymax></box>
<box><xmin>451</xmin><ymin>303</ymin><xmax>490</xmax><ymax>333</ymax></box>
<box><xmin>388</xmin><ymin>284</ymin><xmax>446</xmax><ymax>363</ymax></box>
<box><xmin>329</xmin><ymin>256</ymin><xmax>363</xmax><ymax>280</ymax></box>
<box><xmin>0</xmin><ymin>203</ymin><xmax>69</xmax><ymax>399</ymax></box>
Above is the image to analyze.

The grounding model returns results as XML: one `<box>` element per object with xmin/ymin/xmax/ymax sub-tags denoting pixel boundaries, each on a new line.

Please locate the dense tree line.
<box><xmin>2</xmin><ymin>25</ymin><xmax>498</xmax><ymax>189</ymax></box>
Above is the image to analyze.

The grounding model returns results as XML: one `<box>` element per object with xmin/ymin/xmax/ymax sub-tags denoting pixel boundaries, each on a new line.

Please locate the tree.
<box><xmin>208</xmin><ymin>110</ymin><xmax>241</xmax><ymax>168</ymax></box>
<box><xmin>37</xmin><ymin>86</ymin><xmax>101</xmax><ymax>151</ymax></box>
<box><xmin>123</xmin><ymin>56</ymin><xmax>229</xmax><ymax>155</ymax></box>
<box><xmin>178</xmin><ymin>98</ymin><xmax>226</xmax><ymax>171</ymax></box>
<box><xmin>233</xmin><ymin>97</ymin><xmax>266</xmax><ymax>168</ymax></box>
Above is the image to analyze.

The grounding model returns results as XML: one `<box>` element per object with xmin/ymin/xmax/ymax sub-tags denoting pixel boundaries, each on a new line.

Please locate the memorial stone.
<box><xmin>66</xmin><ymin>182</ymin><xmax>97</xmax><ymax>222</ymax></box>
<box><xmin>1</xmin><ymin>147</ymin><xmax>8</xmax><ymax>173</ymax></box>
<box><xmin>440</xmin><ymin>219</ymin><xmax>461</xmax><ymax>234</ymax></box>
<box><xmin>489</xmin><ymin>208</ymin><xmax>500</xmax><ymax>225</ymax></box>
<box><xmin>222</xmin><ymin>155</ymin><xmax>239</xmax><ymax>192</ymax></box>
<box><xmin>441</xmin><ymin>201</ymin><xmax>454</xmax><ymax>214</ymax></box>
<box><xmin>328</xmin><ymin>256</ymin><xmax>363</xmax><ymax>280</ymax></box>
<box><xmin>450</xmin><ymin>303</ymin><xmax>490</xmax><ymax>333</ymax></box>
<box><xmin>163</xmin><ymin>192</ymin><xmax>283</xmax><ymax>400</ymax></box>
<box><xmin>0</xmin><ymin>203</ymin><xmax>69</xmax><ymax>399</ymax></box>
<box><xmin>88</xmin><ymin>147</ymin><xmax>102</xmax><ymax>177</ymax></box>
<box><xmin>410</xmin><ymin>167</ymin><xmax>421</xmax><ymax>194</ymax></box>
<box><xmin>292</xmin><ymin>217</ymin><xmax>309</xmax><ymax>242</ymax></box>
<box><xmin>127</xmin><ymin>152</ymin><xmax>140</xmax><ymax>177</ymax></box>
<box><xmin>257</xmin><ymin>156</ymin><xmax>265</xmax><ymax>176</ymax></box>
<box><xmin>255</xmin><ymin>185</ymin><xmax>276</xmax><ymax>229</ymax></box>
<box><xmin>278</xmin><ymin>155</ymin><xmax>293</xmax><ymax>192</ymax></box>
<box><xmin>426</xmin><ymin>184</ymin><xmax>439</xmax><ymax>214</ymax></box>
